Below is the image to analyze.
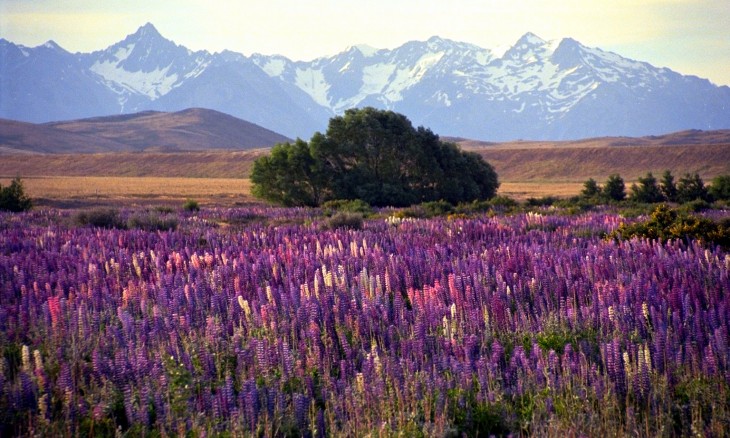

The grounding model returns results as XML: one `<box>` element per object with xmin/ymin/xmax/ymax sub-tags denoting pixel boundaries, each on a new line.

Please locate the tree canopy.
<box><xmin>0</xmin><ymin>177</ymin><xmax>32</xmax><ymax>212</ymax></box>
<box><xmin>251</xmin><ymin>108</ymin><xmax>499</xmax><ymax>207</ymax></box>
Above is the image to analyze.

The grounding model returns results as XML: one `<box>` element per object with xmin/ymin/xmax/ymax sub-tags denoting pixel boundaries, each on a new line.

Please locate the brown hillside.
<box><xmin>0</xmin><ymin>144</ymin><xmax>727</xmax><ymax>183</ymax></box>
<box><xmin>0</xmin><ymin>109</ymin><xmax>290</xmax><ymax>154</ymax></box>
<box><xmin>0</xmin><ymin>150</ymin><xmax>267</xmax><ymax>178</ymax></box>
<box><xmin>474</xmin><ymin>144</ymin><xmax>730</xmax><ymax>182</ymax></box>
<box><xmin>0</xmin><ymin>119</ymin><xmax>132</xmax><ymax>154</ymax></box>
<box><xmin>449</xmin><ymin>129</ymin><xmax>730</xmax><ymax>150</ymax></box>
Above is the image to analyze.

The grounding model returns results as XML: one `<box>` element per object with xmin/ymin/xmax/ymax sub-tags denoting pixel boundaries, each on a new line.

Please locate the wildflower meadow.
<box><xmin>1</xmin><ymin>207</ymin><xmax>728</xmax><ymax>436</ymax></box>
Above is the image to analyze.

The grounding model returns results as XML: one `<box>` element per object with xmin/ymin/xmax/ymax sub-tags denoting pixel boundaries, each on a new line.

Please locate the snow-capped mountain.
<box><xmin>2</xmin><ymin>23</ymin><xmax>729</xmax><ymax>140</ymax></box>
<box><xmin>80</xmin><ymin>23</ymin><xmax>213</xmax><ymax>108</ymax></box>
<box><xmin>253</xmin><ymin>32</ymin><xmax>730</xmax><ymax>140</ymax></box>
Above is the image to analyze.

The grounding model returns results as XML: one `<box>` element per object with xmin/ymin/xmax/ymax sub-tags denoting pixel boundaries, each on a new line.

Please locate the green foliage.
<box><xmin>616</xmin><ymin>202</ymin><xmax>657</xmax><ymax>218</ymax></box>
<box><xmin>74</xmin><ymin>208</ymin><xmax>125</xmax><ymax>229</ymax></box>
<box><xmin>489</xmin><ymin>195</ymin><xmax>518</xmax><ymax>210</ymax></box>
<box><xmin>629</xmin><ymin>172</ymin><xmax>664</xmax><ymax>203</ymax></box>
<box><xmin>612</xmin><ymin>204</ymin><xmax>730</xmax><ymax>248</ymax></box>
<box><xmin>325</xmin><ymin>212</ymin><xmax>364</xmax><ymax>230</ymax></box>
<box><xmin>0</xmin><ymin>177</ymin><xmax>32</xmax><ymax>212</ymax></box>
<box><xmin>660</xmin><ymin>170</ymin><xmax>678</xmax><ymax>202</ymax></box>
<box><xmin>677</xmin><ymin>198</ymin><xmax>712</xmax><ymax>214</ymax></box>
<box><xmin>418</xmin><ymin>200</ymin><xmax>454</xmax><ymax>217</ymax></box>
<box><xmin>676</xmin><ymin>172</ymin><xmax>709</xmax><ymax>203</ymax></box>
<box><xmin>251</xmin><ymin>108</ymin><xmax>499</xmax><ymax>207</ymax></box>
<box><xmin>709</xmin><ymin>174</ymin><xmax>730</xmax><ymax>200</ymax></box>
<box><xmin>154</xmin><ymin>205</ymin><xmax>175</xmax><ymax>214</ymax></box>
<box><xmin>603</xmin><ymin>174</ymin><xmax>626</xmax><ymax>201</ymax></box>
<box><xmin>183</xmin><ymin>198</ymin><xmax>200</xmax><ymax>212</ymax></box>
<box><xmin>581</xmin><ymin>178</ymin><xmax>601</xmax><ymax>198</ymax></box>
<box><xmin>127</xmin><ymin>212</ymin><xmax>179</xmax><ymax>231</ymax></box>
<box><xmin>251</xmin><ymin>139</ymin><xmax>326</xmax><ymax>206</ymax></box>
<box><xmin>554</xmin><ymin>196</ymin><xmax>597</xmax><ymax>214</ymax></box>
<box><xmin>321</xmin><ymin>199</ymin><xmax>372</xmax><ymax>216</ymax></box>
<box><xmin>525</xmin><ymin>196</ymin><xmax>559</xmax><ymax>207</ymax></box>
<box><xmin>455</xmin><ymin>200</ymin><xmax>494</xmax><ymax>215</ymax></box>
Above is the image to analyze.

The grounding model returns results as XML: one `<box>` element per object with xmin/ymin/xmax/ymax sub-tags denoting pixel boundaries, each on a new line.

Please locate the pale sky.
<box><xmin>1</xmin><ymin>0</ymin><xmax>729</xmax><ymax>86</ymax></box>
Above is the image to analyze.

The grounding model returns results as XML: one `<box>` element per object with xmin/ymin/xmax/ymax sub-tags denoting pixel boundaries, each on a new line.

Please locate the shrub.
<box><xmin>676</xmin><ymin>173</ymin><xmax>709</xmax><ymax>203</ymax></box>
<box><xmin>127</xmin><ymin>212</ymin><xmax>179</xmax><ymax>231</ymax></box>
<box><xmin>611</xmin><ymin>204</ymin><xmax>730</xmax><ymax>248</ymax></box>
<box><xmin>74</xmin><ymin>208</ymin><xmax>125</xmax><ymax>229</ymax></box>
<box><xmin>419</xmin><ymin>200</ymin><xmax>454</xmax><ymax>217</ymax></box>
<box><xmin>603</xmin><ymin>174</ymin><xmax>626</xmax><ymax>201</ymax></box>
<box><xmin>677</xmin><ymin>198</ymin><xmax>712</xmax><ymax>213</ymax></box>
<box><xmin>581</xmin><ymin>178</ymin><xmax>601</xmax><ymax>198</ymax></box>
<box><xmin>554</xmin><ymin>196</ymin><xmax>596</xmax><ymax>213</ymax></box>
<box><xmin>660</xmin><ymin>170</ymin><xmax>678</xmax><ymax>202</ymax></box>
<box><xmin>629</xmin><ymin>172</ymin><xmax>664</xmax><ymax>203</ymax></box>
<box><xmin>709</xmin><ymin>174</ymin><xmax>730</xmax><ymax>201</ymax></box>
<box><xmin>489</xmin><ymin>195</ymin><xmax>518</xmax><ymax>210</ymax></box>
<box><xmin>525</xmin><ymin>196</ymin><xmax>559</xmax><ymax>207</ymax></box>
<box><xmin>325</xmin><ymin>212</ymin><xmax>364</xmax><ymax>230</ymax></box>
<box><xmin>322</xmin><ymin>199</ymin><xmax>372</xmax><ymax>216</ymax></box>
<box><xmin>0</xmin><ymin>177</ymin><xmax>32</xmax><ymax>212</ymax></box>
<box><xmin>155</xmin><ymin>206</ymin><xmax>175</xmax><ymax>214</ymax></box>
<box><xmin>183</xmin><ymin>199</ymin><xmax>200</xmax><ymax>212</ymax></box>
<box><xmin>455</xmin><ymin>200</ymin><xmax>493</xmax><ymax>215</ymax></box>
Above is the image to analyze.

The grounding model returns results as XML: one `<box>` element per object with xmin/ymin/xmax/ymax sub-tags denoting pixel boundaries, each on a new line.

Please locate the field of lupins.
<box><xmin>1</xmin><ymin>207</ymin><xmax>728</xmax><ymax>436</ymax></box>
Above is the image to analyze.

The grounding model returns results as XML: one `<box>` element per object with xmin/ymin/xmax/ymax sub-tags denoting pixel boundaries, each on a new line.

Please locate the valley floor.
<box><xmin>1</xmin><ymin>142</ymin><xmax>728</xmax><ymax>208</ymax></box>
<box><xmin>1</xmin><ymin>176</ymin><xmax>584</xmax><ymax>208</ymax></box>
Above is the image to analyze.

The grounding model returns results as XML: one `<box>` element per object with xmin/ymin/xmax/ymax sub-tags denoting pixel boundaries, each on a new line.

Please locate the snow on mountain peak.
<box><xmin>40</xmin><ymin>40</ymin><xmax>66</xmax><ymax>53</ymax></box>
<box><xmin>351</xmin><ymin>44</ymin><xmax>379</xmax><ymax>57</ymax></box>
<box><xmin>4</xmin><ymin>23</ymin><xmax>728</xmax><ymax>141</ymax></box>
<box><xmin>518</xmin><ymin>32</ymin><xmax>547</xmax><ymax>46</ymax></box>
<box><xmin>86</xmin><ymin>24</ymin><xmax>214</xmax><ymax>102</ymax></box>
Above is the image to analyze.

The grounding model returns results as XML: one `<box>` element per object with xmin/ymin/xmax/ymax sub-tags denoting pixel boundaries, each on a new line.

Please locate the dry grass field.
<box><xmin>2</xmin><ymin>138</ymin><xmax>728</xmax><ymax>207</ymax></box>
<box><xmin>2</xmin><ymin>176</ymin><xmax>256</xmax><ymax>208</ymax></box>
<box><xmin>4</xmin><ymin>176</ymin><xmax>584</xmax><ymax>207</ymax></box>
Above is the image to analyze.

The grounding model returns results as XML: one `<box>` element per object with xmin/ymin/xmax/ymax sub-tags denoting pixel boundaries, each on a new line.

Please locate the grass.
<box><xmin>474</xmin><ymin>144</ymin><xmax>730</xmax><ymax>181</ymax></box>
<box><xmin>4</xmin><ymin>176</ymin><xmax>587</xmax><ymax>207</ymax></box>
<box><xmin>498</xmin><ymin>181</ymin><xmax>585</xmax><ymax>201</ymax></box>
<box><xmin>1</xmin><ymin>142</ymin><xmax>728</xmax><ymax>207</ymax></box>
<box><xmin>1</xmin><ymin>144</ymin><xmax>727</xmax><ymax>182</ymax></box>
<box><xmin>1</xmin><ymin>176</ymin><xmax>256</xmax><ymax>208</ymax></box>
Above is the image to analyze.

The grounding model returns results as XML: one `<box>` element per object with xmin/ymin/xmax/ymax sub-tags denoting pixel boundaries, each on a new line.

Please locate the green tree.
<box><xmin>629</xmin><ymin>172</ymin><xmax>664</xmax><ymax>203</ymax></box>
<box><xmin>581</xmin><ymin>178</ymin><xmax>601</xmax><ymax>198</ymax></box>
<box><xmin>603</xmin><ymin>174</ymin><xmax>626</xmax><ymax>201</ymax></box>
<box><xmin>708</xmin><ymin>174</ymin><xmax>730</xmax><ymax>201</ymax></box>
<box><xmin>659</xmin><ymin>170</ymin><xmax>677</xmax><ymax>202</ymax></box>
<box><xmin>252</xmin><ymin>108</ymin><xmax>499</xmax><ymax>207</ymax></box>
<box><xmin>676</xmin><ymin>173</ymin><xmax>709</xmax><ymax>203</ymax></box>
<box><xmin>0</xmin><ymin>177</ymin><xmax>32</xmax><ymax>212</ymax></box>
<box><xmin>250</xmin><ymin>139</ymin><xmax>326</xmax><ymax>206</ymax></box>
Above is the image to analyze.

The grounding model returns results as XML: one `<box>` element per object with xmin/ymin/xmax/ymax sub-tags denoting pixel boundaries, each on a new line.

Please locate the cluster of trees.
<box><xmin>581</xmin><ymin>171</ymin><xmax>730</xmax><ymax>204</ymax></box>
<box><xmin>251</xmin><ymin>108</ymin><xmax>499</xmax><ymax>207</ymax></box>
<box><xmin>0</xmin><ymin>177</ymin><xmax>32</xmax><ymax>212</ymax></box>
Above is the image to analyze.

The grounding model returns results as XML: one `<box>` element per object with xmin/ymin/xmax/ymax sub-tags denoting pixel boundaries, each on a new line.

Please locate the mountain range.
<box><xmin>2</xmin><ymin>23</ymin><xmax>729</xmax><ymax>141</ymax></box>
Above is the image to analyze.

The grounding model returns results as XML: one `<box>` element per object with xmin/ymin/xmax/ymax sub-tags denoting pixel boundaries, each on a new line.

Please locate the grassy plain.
<box><xmin>2</xmin><ymin>141</ymin><xmax>728</xmax><ymax>207</ymax></box>
<box><xmin>3</xmin><ymin>176</ymin><xmax>585</xmax><ymax>207</ymax></box>
<box><xmin>2</xmin><ymin>176</ymin><xmax>255</xmax><ymax>208</ymax></box>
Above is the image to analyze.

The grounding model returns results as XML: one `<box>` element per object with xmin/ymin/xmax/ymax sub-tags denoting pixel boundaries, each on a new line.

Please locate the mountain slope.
<box><xmin>0</xmin><ymin>39</ymin><xmax>120</xmax><ymax>122</ymax></box>
<box><xmin>1</xmin><ymin>24</ymin><xmax>729</xmax><ymax>140</ymax></box>
<box><xmin>255</xmin><ymin>32</ymin><xmax>730</xmax><ymax>140</ymax></box>
<box><xmin>0</xmin><ymin>118</ymin><xmax>131</xmax><ymax>154</ymax></box>
<box><xmin>0</xmin><ymin>108</ymin><xmax>291</xmax><ymax>153</ymax></box>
